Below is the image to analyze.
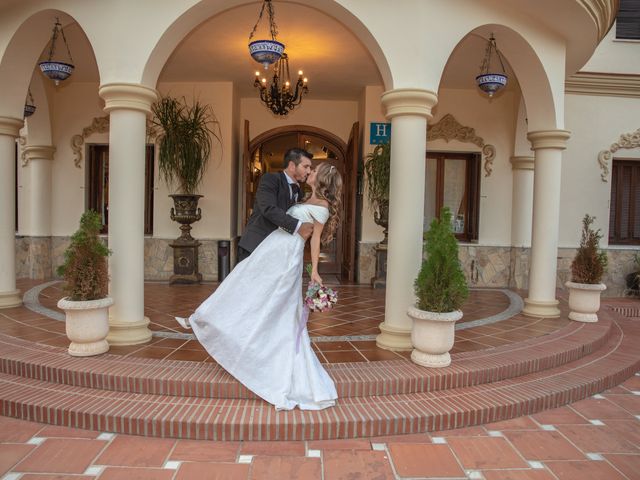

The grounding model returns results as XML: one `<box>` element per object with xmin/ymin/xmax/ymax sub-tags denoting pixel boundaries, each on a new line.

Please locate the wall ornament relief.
<box><xmin>427</xmin><ymin>113</ymin><xmax>496</xmax><ymax>176</ymax></box>
<box><xmin>18</xmin><ymin>136</ymin><xmax>27</xmax><ymax>166</ymax></box>
<box><xmin>70</xmin><ymin>116</ymin><xmax>159</xmax><ymax>168</ymax></box>
<box><xmin>597</xmin><ymin>127</ymin><xmax>640</xmax><ymax>182</ymax></box>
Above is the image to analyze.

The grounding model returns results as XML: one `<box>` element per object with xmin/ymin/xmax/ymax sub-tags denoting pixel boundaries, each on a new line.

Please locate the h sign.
<box><xmin>370</xmin><ymin>122</ymin><xmax>391</xmax><ymax>144</ymax></box>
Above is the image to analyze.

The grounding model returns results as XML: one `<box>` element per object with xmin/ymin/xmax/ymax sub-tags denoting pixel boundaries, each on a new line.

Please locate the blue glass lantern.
<box><xmin>40</xmin><ymin>18</ymin><xmax>75</xmax><ymax>86</ymax></box>
<box><xmin>248</xmin><ymin>0</ymin><xmax>285</xmax><ymax>69</ymax></box>
<box><xmin>476</xmin><ymin>34</ymin><xmax>508</xmax><ymax>98</ymax></box>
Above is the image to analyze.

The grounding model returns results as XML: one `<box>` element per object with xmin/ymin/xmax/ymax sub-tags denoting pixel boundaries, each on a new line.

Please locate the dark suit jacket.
<box><xmin>238</xmin><ymin>172</ymin><xmax>300</xmax><ymax>253</ymax></box>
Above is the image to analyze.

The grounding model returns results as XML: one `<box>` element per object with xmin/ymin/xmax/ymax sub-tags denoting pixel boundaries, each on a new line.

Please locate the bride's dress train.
<box><xmin>178</xmin><ymin>203</ymin><xmax>337</xmax><ymax>410</ymax></box>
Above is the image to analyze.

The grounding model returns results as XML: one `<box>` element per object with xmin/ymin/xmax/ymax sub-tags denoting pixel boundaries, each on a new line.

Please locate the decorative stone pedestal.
<box><xmin>170</xmin><ymin>239</ymin><xmax>203</xmax><ymax>284</ymax></box>
<box><xmin>371</xmin><ymin>243</ymin><xmax>387</xmax><ymax>289</ymax></box>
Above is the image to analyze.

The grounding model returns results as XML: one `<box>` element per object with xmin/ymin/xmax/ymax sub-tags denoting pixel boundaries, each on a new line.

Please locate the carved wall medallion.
<box><xmin>597</xmin><ymin>128</ymin><xmax>640</xmax><ymax>182</ymax></box>
<box><xmin>70</xmin><ymin>116</ymin><xmax>159</xmax><ymax>168</ymax></box>
<box><xmin>427</xmin><ymin>113</ymin><xmax>496</xmax><ymax>176</ymax></box>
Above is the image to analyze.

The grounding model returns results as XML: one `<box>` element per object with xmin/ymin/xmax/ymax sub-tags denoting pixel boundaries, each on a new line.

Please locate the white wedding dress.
<box><xmin>179</xmin><ymin>203</ymin><xmax>337</xmax><ymax>410</ymax></box>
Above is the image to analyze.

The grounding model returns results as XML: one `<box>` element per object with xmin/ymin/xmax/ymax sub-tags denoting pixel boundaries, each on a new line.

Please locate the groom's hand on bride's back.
<box><xmin>298</xmin><ymin>222</ymin><xmax>314</xmax><ymax>240</ymax></box>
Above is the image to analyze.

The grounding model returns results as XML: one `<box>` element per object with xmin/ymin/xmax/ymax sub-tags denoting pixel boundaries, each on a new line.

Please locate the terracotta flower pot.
<box><xmin>565</xmin><ymin>281</ymin><xmax>606</xmax><ymax>323</ymax></box>
<box><xmin>57</xmin><ymin>297</ymin><xmax>114</xmax><ymax>356</ymax></box>
<box><xmin>407</xmin><ymin>306</ymin><xmax>463</xmax><ymax>367</ymax></box>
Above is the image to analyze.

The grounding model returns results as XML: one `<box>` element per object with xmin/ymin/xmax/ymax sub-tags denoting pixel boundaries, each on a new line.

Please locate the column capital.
<box><xmin>23</xmin><ymin>145</ymin><xmax>56</xmax><ymax>162</ymax></box>
<box><xmin>510</xmin><ymin>155</ymin><xmax>534</xmax><ymax>170</ymax></box>
<box><xmin>381</xmin><ymin>88</ymin><xmax>438</xmax><ymax>120</ymax></box>
<box><xmin>0</xmin><ymin>117</ymin><xmax>24</xmax><ymax>137</ymax></box>
<box><xmin>99</xmin><ymin>83</ymin><xmax>158</xmax><ymax>115</ymax></box>
<box><xmin>527</xmin><ymin>129</ymin><xmax>571</xmax><ymax>150</ymax></box>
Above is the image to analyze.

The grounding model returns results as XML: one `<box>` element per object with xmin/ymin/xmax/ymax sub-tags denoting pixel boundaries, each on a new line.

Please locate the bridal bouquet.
<box><xmin>304</xmin><ymin>265</ymin><xmax>338</xmax><ymax>312</ymax></box>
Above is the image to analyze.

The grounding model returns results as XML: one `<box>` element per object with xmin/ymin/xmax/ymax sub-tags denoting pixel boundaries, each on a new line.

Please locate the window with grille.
<box><xmin>616</xmin><ymin>0</ymin><xmax>640</xmax><ymax>40</ymax></box>
<box><xmin>86</xmin><ymin>144</ymin><xmax>155</xmax><ymax>235</ymax></box>
<box><xmin>609</xmin><ymin>159</ymin><xmax>640</xmax><ymax>245</ymax></box>
<box><xmin>424</xmin><ymin>151</ymin><xmax>481</xmax><ymax>242</ymax></box>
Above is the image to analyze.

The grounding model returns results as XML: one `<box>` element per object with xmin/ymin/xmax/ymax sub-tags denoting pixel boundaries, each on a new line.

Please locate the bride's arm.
<box><xmin>310</xmin><ymin>220</ymin><xmax>325</xmax><ymax>285</ymax></box>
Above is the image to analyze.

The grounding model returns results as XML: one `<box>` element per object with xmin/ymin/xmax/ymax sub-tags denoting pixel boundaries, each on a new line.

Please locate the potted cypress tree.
<box><xmin>408</xmin><ymin>207</ymin><xmax>469</xmax><ymax>367</ymax></box>
<box><xmin>57</xmin><ymin>210</ymin><xmax>112</xmax><ymax>356</ymax></box>
<box><xmin>565</xmin><ymin>214</ymin><xmax>608</xmax><ymax>322</ymax></box>
<box><xmin>151</xmin><ymin>94</ymin><xmax>221</xmax><ymax>283</ymax></box>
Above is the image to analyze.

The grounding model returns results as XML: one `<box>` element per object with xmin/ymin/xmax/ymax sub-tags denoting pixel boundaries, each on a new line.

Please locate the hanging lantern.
<box><xmin>39</xmin><ymin>18</ymin><xmax>75</xmax><ymax>85</ymax></box>
<box><xmin>476</xmin><ymin>34</ymin><xmax>507</xmax><ymax>97</ymax></box>
<box><xmin>248</xmin><ymin>0</ymin><xmax>285</xmax><ymax>69</ymax></box>
<box><xmin>24</xmin><ymin>88</ymin><xmax>36</xmax><ymax>118</ymax></box>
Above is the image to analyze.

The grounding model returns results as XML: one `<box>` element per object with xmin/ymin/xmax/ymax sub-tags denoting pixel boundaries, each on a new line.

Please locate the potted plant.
<box><xmin>151</xmin><ymin>94</ymin><xmax>221</xmax><ymax>284</ymax></box>
<box><xmin>364</xmin><ymin>141</ymin><xmax>390</xmax><ymax>244</ymax></box>
<box><xmin>408</xmin><ymin>207</ymin><xmax>469</xmax><ymax>367</ymax></box>
<box><xmin>56</xmin><ymin>210</ymin><xmax>113</xmax><ymax>356</ymax></box>
<box><xmin>364</xmin><ymin>141</ymin><xmax>390</xmax><ymax>288</ymax></box>
<box><xmin>565</xmin><ymin>214</ymin><xmax>608</xmax><ymax>322</ymax></box>
<box><xmin>625</xmin><ymin>253</ymin><xmax>639</xmax><ymax>296</ymax></box>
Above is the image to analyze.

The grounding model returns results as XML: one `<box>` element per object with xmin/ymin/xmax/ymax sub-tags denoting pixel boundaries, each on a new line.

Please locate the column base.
<box><xmin>376</xmin><ymin>322</ymin><xmax>412</xmax><ymax>351</ymax></box>
<box><xmin>522</xmin><ymin>298</ymin><xmax>561</xmax><ymax>318</ymax></box>
<box><xmin>107</xmin><ymin>316</ymin><xmax>152</xmax><ymax>346</ymax></box>
<box><xmin>0</xmin><ymin>289</ymin><xmax>22</xmax><ymax>309</ymax></box>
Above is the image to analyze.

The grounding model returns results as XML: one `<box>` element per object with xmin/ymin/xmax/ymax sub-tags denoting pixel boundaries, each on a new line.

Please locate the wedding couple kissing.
<box><xmin>177</xmin><ymin>148</ymin><xmax>343</xmax><ymax>411</ymax></box>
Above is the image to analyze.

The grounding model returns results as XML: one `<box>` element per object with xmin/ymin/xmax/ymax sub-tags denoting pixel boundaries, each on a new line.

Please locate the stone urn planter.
<box><xmin>58</xmin><ymin>297</ymin><xmax>113</xmax><ymax>356</ymax></box>
<box><xmin>565</xmin><ymin>281</ymin><xmax>606</xmax><ymax>323</ymax></box>
<box><xmin>408</xmin><ymin>306</ymin><xmax>462</xmax><ymax>367</ymax></box>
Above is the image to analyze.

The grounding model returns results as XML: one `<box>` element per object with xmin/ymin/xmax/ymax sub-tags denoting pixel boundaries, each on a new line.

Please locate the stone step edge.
<box><xmin>0</xmin><ymin>317</ymin><xmax>636</xmax><ymax>441</ymax></box>
<box><xmin>0</xmin><ymin>316</ymin><xmax>613</xmax><ymax>400</ymax></box>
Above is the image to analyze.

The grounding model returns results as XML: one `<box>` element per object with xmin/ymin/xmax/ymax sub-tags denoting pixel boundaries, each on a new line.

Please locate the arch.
<box><xmin>249</xmin><ymin>124</ymin><xmax>346</xmax><ymax>156</ymax></box>
<box><xmin>0</xmin><ymin>9</ymin><xmax>98</xmax><ymax>119</ymax></box>
<box><xmin>22</xmin><ymin>71</ymin><xmax>52</xmax><ymax>147</ymax></box>
<box><xmin>435</xmin><ymin>23</ymin><xmax>559</xmax><ymax>131</ymax></box>
<box><xmin>141</xmin><ymin>0</ymin><xmax>392</xmax><ymax>90</ymax></box>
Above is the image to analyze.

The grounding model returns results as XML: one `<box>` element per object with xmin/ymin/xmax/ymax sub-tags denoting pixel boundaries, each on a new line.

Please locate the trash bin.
<box><xmin>218</xmin><ymin>240</ymin><xmax>230</xmax><ymax>281</ymax></box>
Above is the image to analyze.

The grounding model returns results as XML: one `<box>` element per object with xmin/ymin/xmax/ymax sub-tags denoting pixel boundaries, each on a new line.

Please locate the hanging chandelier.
<box><xmin>24</xmin><ymin>88</ymin><xmax>36</xmax><ymax>118</ymax></box>
<box><xmin>476</xmin><ymin>34</ymin><xmax>507</xmax><ymax>97</ymax></box>
<box><xmin>254</xmin><ymin>53</ymin><xmax>308</xmax><ymax>116</ymax></box>
<box><xmin>248</xmin><ymin>0</ymin><xmax>285</xmax><ymax>69</ymax></box>
<box><xmin>39</xmin><ymin>17</ymin><xmax>75</xmax><ymax>85</ymax></box>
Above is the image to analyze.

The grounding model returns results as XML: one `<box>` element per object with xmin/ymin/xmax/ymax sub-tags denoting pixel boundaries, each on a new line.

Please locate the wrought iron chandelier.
<box><xmin>254</xmin><ymin>53</ymin><xmax>308</xmax><ymax>116</ymax></box>
<box><xmin>476</xmin><ymin>34</ymin><xmax>507</xmax><ymax>97</ymax></box>
<box><xmin>39</xmin><ymin>17</ymin><xmax>75</xmax><ymax>85</ymax></box>
<box><xmin>248</xmin><ymin>0</ymin><xmax>284</xmax><ymax>69</ymax></box>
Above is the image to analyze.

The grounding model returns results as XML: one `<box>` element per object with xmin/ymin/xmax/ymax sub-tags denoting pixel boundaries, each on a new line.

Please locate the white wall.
<box><xmin>581</xmin><ymin>25</ymin><xmax>640</xmax><ymax>75</ymax></box>
<box><xmin>240</xmin><ymin>97</ymin><xmax>358</xmax><ymax>142</ymax></box>
<box><xmin>561</xmin><ymin>93</ymin><xmax>640</xmax><ymax>248</ymax></box>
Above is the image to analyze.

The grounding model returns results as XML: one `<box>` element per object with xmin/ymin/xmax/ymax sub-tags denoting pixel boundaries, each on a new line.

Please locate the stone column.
<box><xmin>376</xmin><ymin>89</ymin><xmax>438</xmax><ymax>351</ymax></box>
<box><xmin>509</xmin><ymin>156</ymin><xmax>534</xmax><ymax>247</ymax></box>
<box><xmin>23</xmin><ymin>146</ymin><xmax>56</xmax><ymax>279</ymax></box>
<box><xmin>23</xmin><ymin>146</ymin><xmax>56</xmax><ymax>236</ymax></box>
<box><xmin>98</xmin><ymin>83</ymin><xmax>157</xmax><ymax>345</ymax></box>
<box><xmin>0</xmin><ymin>117</ymin><xmax>23</xmax><ymax>308</ymax></box>
<box><xmin>522</xmin><ymin>130</ymin><xmax>571</xmax><ymax>318</ymax></box>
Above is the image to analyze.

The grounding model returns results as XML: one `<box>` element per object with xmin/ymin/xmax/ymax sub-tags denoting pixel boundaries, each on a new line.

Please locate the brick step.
<box><xmin>0</xmin><ymin>314</ymin><xmax>637</xmax><ymax>441</ymax></box>
<box><xmin>0</xmin><ymin>316</ymin><xmax>613</xmax><ymax>400</ymax></box>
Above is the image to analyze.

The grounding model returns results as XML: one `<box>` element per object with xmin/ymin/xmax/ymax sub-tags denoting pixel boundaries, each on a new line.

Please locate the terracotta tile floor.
<box><xmin>0</xmin><ymin>376</ymin><xmax>637</xmax><ymax>479</ymax></box>
<box><xmin>10</xmin><ymin>279</ymin><xmax>572</xmax><ymax>364</ymax></box>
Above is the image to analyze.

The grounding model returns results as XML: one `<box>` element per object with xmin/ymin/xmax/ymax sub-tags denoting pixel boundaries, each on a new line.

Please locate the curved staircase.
<box><xmin>0</xmin><ymin>307</ymin><xmax>638</xmax><ymax>441</ymax></box>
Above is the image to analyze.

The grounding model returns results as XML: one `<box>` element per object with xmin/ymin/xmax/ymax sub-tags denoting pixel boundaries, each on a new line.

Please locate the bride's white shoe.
<box><xmin>176</xmin><ymin>316</ymin><xmax>191</xmax><ymax>330</ymax></box>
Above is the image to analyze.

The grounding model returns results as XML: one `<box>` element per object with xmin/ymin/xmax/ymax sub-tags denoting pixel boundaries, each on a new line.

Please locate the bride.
<box><xmin>177</xmin><ymin>162</ymin><xmax>342</xmax><ymax>410</ymax></box>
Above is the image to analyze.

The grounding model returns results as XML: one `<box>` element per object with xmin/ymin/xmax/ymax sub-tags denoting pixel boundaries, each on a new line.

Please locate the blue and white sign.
<box><xmin>370</xmin><ymin>122</ymin><xmax>391</xmax><ymax>144</ymax></box>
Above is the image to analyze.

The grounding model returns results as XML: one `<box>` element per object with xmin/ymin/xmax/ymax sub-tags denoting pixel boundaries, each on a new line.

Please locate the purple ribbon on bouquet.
<box><xmin>295</xmin><ymin>305</ymin><xmax>310</xmax><ymax>354</ymax></box>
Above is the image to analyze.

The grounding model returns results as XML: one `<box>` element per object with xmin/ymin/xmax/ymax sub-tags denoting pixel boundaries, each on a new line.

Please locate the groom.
<box><xmin>237</xmin><ymin>148</ymin><xmax>314</xmax><ymax>262</ymax></box>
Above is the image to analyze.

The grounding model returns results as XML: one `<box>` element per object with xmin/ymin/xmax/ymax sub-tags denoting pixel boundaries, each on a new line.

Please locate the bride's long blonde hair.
<box><xmin>313</xmin><ymin>163</ymin><xmax>343</xmax><ymax>244</ymax></box>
